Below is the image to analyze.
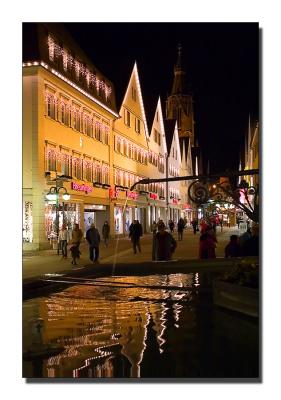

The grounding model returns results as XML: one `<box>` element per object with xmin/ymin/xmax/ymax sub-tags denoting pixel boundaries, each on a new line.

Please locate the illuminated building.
<box><xmin>23</xmin><ymin>24</ymin><xmax>195</xmax><ymax>248</ymax></box>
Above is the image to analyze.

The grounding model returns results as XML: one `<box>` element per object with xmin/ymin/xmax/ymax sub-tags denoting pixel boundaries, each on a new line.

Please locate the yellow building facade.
<box><xmin>23</xmin><ymin>24</ymin><xmax>193</xmax><ymax>250</ymax></box>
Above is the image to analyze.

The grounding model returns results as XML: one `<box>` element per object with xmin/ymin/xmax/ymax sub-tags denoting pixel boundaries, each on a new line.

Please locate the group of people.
<box><xmin>58</xmin><ymin>216</ymin><xmax>259</xmax><ymax>266</ymax></box>
<box><xmin>58</xmin><ymin>221</ymin><xmax>110</xmax><ymax>266</ymax></box>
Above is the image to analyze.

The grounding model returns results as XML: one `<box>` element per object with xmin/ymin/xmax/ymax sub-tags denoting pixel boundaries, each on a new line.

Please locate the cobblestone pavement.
<box><xmin>23</xmin><ymin>226</ymin><xmax>241</xmax><ymax>280</ymax></box>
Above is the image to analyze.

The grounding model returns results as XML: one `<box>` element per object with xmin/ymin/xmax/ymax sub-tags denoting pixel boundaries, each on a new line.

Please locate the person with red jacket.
<box><xmin>199</xmin><ymin>232</ymin><xmax>216</xmax><ymax>259</ymax></box>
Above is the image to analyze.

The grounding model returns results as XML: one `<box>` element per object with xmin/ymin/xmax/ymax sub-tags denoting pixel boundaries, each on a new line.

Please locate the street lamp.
<box><xmin>46</xmin><ymin>186</ymin><xmax>70</xmax><ymax>253</ymax></box>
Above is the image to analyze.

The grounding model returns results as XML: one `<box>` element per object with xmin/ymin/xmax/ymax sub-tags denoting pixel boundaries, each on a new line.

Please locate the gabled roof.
<box><xmin>163</xmin><ymin>119</ymin><xmax>177</xmax><ymax>155</ymax></box>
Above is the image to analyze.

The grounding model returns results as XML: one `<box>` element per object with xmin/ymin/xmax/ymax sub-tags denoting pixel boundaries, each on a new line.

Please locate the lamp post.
<box><xmin>46</xmin><ymin>185</ymin><xmax>70</xmax><ymax>254</ymax></box>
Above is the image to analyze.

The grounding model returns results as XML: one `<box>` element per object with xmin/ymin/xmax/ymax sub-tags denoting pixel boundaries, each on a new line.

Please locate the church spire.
<box><xmin>171</xmin><ymin>43</ymin><xmax>185</xmax><ymax>95</ymax></box>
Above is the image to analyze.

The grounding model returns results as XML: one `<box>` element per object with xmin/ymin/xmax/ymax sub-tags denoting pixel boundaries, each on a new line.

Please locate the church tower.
<box><xmin>166</xmin><ymin>44</ymin><xmax>195</xmax><ymax>147</ymax></box>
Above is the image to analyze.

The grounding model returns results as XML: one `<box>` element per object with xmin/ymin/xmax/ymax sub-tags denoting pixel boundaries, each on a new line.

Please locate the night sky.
<box><xmin>65</xmin><ymin>22</ymin><xmax>259</xmax><ymax>174</ymax></box>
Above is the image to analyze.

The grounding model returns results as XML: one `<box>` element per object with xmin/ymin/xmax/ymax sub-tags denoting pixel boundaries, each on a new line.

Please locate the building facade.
<box><xmin>23</xmin><ymin>24</ymin><xmax>195</xmax><ymax>249</ymax></box>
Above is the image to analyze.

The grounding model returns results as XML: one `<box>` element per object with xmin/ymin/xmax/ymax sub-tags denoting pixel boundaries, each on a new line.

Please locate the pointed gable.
<box><xmin>116</xmin><ymin>62</ymin><xmax>149</xmax><ymax>148</ymax></box>
<box><xmin>149</xmin><ymin>97</ymin><xmax>168</xmax><ymax>156</ymax></box>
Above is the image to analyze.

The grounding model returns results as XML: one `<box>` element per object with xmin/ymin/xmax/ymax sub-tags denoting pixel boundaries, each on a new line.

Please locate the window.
<box><xmin>73</xmin><ymin>109</ymin><xmax>80</xmax><ymax>131</ymax></box>
<box><xmin>61</xmin><ymin>154</ymin><xmax>70</xmax><ymax>176</ymax></box>
<box><xmin>135</xmin><ymin>118</ymin><xmax>141</xmax><ymax>134</ymax></box>
<box><xmin>47</xmin><ymin>95</ymin><xmax>56</xmax><ymax>119</ymax></box>
<box><xmin>86</xmin><ymin>118</ymin><xmax>93</xmax><ymax>137</ymax></box>
<box><xmin>123</xmin><ymin>140</ymin><xmax>128</xmax><ymax>156</ymax></box>
<box><xmin>104</xmin><ymin>127</ymin><xmax>109</xmax><ymax>145</ymax></box>
<box><xmin>103</xmin><ymin>166</ymin><xmax>109</xmax><ymax>185</ymax></box>
<box><xmin>95</xmin><ymin>122</ymin><xmax>102</xmax><ymax>141</ymax></box>
<box><xmin>156</xmin><ymin>111</ymin><xmax>159</xmax><ymax>122</ymax></box>
<box><xmin>46</xmin><ymin>149</ymin><xmax>56</xmax><ymax>171</ymax></box>
<box><xmin>84</xmin><ymin>160</ymin><xmax>92</xmax><ymax>182</ymax></box>
<box><xmin>177</xmin><ymin>108</ymin><xmax>182</xmax><ymax>128</ymax></box>
<box><xmin>116</xmin><ymin>137</ymin><xmax>121</xmax><ymax>153</ymax></box>
<box><xmin>73</xmin><ymin>157</ymin><xmax>82</xmax><ymax>180</ymax></box>
<box><xmin>94</xmin><ymin>163</ymin><xmax>102</xmax><ymax>183</ymax></box>
<box><xmin>125</xmin><ymin>110</ymin><xmax>131</xmax><ymax>127</ymax></box>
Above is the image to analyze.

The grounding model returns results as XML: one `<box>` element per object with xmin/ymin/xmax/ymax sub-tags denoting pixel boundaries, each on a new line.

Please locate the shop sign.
<box><xmin>127</xmin><ymin>191</ymin><xmax>138</xmax><ymax>200</ymax></box>
<box><xmin>71</xmin><ymin>182</ymin><xmax>93</xmax><ymax>194</ymax></box>
<box><xmin>109</xmin><ymin>187</ymin><xmax>119</xmax><ymax>199</ymax></box>
<box><xmin>172</xmin><ymin>199</ymin><xmax>178</xmax><ymax>204</ymax></box>
<box><xmin>149</xmin><ymin>193</ymin><xmax>158</xmax><ymax>200</ymax></box>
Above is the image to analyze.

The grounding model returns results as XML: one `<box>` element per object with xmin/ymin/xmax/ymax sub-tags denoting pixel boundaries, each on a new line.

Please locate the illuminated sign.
<box><xmin>71</xmin><ymin>182</ymin><xmax>93</xmax><ymax>194</ymax></box>
<box><xmin>126</xmin><ymin>191</ymin><xmax>138</xmax><ymax>200</ymax></box>
<box><xmin>109</xmin><ymin>187</ymin><xmax>120</xmax><ymax>199</ymax></box>
<box><xmin>149</xmin><ymin>193</ymin><xmax>158</xmax><ymax>200</ymax></box>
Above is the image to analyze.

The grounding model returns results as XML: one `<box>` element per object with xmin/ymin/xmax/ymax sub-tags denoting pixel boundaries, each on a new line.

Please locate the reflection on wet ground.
<box><xmin>23</xmin><ymin>273</ymin><xmax>259</xmax><ymax>379</ymax></box>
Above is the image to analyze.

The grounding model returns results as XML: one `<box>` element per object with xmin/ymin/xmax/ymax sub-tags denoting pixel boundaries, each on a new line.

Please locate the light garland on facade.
<box><xmin>45</xmin><ymin>91</ymin><xmax>110</xmax><ymax>133</ymax></box>
<box><xmin>23</xmin><ymin>61</ymin><xmax>119</xmax><ymax>118</ymax></box>
<box><xmin>47</xmin><ymin>35</ymin><xmax>112</xmax><ymax>100</ymax></box>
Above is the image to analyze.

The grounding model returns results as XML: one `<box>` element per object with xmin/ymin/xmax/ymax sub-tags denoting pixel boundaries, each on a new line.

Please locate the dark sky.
<box><xmin>65</xmin><ymin>22</ymin><xmax>259</xmax><ymax>174</ymax></box>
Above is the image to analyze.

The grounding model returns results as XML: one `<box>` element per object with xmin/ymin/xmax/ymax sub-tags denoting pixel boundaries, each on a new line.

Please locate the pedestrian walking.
<box><xmin>153</xmin><ymin>221</ymin><xmax>177</xmax><ymax>261</ymax></box>
<box><xmin>58</xmin><ymin>224</ymin><xmax>69</xmax><ymax>259</ymax></box>
<box><xmin>191</xmin><ymin>219</ymin><xmax>198</xmax><ymax>235</ymax></box>
<box><xmin>129</xmin><ymin>220</ymin><xmax>143</xmax><ymax>254</ymax></box>
<box><xmin>168</xmin><ymin>220</ymin><xmax>175</xmax><ymax>233</ymax></box>
<box><xmin>199</xmin><ymin>232</ymin><xmax>216</xmax><ymax>259</ymax></box>
<box><xmin>71</xmin><ymin>223</ymin><xmax>83</xmax><ymax>256</ymax></box>
<box><xmin>86</xmin><ymin>223</ymin><xmax>101</xmax><ymax>263</ymax></box>
<box><xmin>177</xmin><ymin>218</ymin><xmax>185</xmax><ymax>241</ymax></box>
<box><xmin>224</xmin><ymin>235</ymin><xmax>241</xmax><ymax>257</ymax></box>
<box><xmin>102</xmin><ymin>221</ymin><xmax>110</xmax><ymax>247</ymax></box>
<box><xmin>151</xmin><ymin>221</ymin><xmax>157</xmax><ymax>236</ymax></box>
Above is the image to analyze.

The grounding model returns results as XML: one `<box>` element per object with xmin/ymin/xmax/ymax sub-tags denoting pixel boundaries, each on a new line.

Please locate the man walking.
<box><xmin>129</xmin><ymin>220</ymin><xmax>143</xmax><ymax>254</ymax></box>
<box><xmin>86</xmin><ymin>223</ymin><xmax>101</xmax><ymax>263</ymax></box>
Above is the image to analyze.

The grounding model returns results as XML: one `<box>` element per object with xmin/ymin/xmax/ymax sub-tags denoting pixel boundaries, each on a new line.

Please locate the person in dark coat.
<box><xmin>86</xmin><ymin>223</ymin><xmax>101</xmax><ymax>263</ymax></box>
<box><xmin>153</xmin><ymin>221</ymin><xmax>177</xmax><ymax>261</ymax></box>
<box><xmin>191</xmin><ymin>219</ymin><xmax>198</xmax><ymax>235</ymax></box>
<box><xmin>129</xmin><ymin>220</ymin><xmax>143</xmax><ymax>254</ymax></box>
<box><xmin>224</xmin><ymin>235</ymin><xmax>241</xmax><ymax>257</ymax></box>
<box><xmin>241</xmin><ymin>225</ymin><xmax>259</xmax><ymax>256</ymax></box>
<box><xmin>102</xmin><ymin>221</ymin><xmax>110</xmax><ymax>247</ymax></box>
<box><xmin>168</xmin><ymin>220</ymin><xmax>175</xmax><ymax>233</ymax></box>
<box><xmin>177</xmin><ymin>218</ymin><xmax>185</xmax><ymax>241</ymax></box>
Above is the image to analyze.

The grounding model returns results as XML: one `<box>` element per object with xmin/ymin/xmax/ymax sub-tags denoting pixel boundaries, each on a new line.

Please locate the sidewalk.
<box><xmin>23</xmin><ymin>226</ymin><xmax>241</xmax><ymax>281</ymax></box>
